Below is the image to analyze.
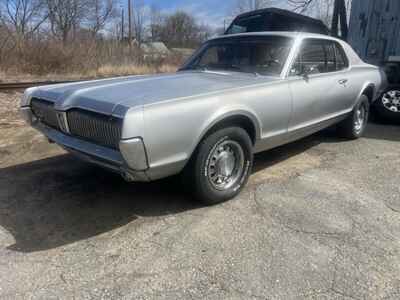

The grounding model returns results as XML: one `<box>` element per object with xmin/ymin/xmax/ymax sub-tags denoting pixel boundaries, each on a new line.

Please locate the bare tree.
<box><xmin>287</xmin><ymin>0</ymin><xmax>351</xmax><ymax>39</ymax></box>
<box><xmin>46</xmin><ymin>0</ymin><xmax>87</xmax><ymax>44</ymax></box>
<box><xmin>288</xmin><ymin>0</ymin><xmax>352</xmax><ymax>18</ymax></box>
<box><xmin>132</xmin><ymin>0</ymin><xmax>147</xmax><ymax>45</ymax></box>
<box><xmin>234</xmin><ymin>0</ymin><xmax>278</xmax><ymax>14</ymax></box>
<box><xmin>314</xmin><ymin>0</ymin><xmax>335</xmax><ymax>26</ymax></box>
<box><xmin>0</xmin><ymin>24</ymin><xmax>13</xmax><ymax>61</ymax></box>
<box><xmin>159</xmin><ymin>11</ymin><xmax>209</xmax><ymax>48</ymax></box>
<box><xmin>149</xmin><ymin>5</ymin><xmax>163</xmax><ymax>42</ymax></box>
<box><xmin>287</xmin><ymin>0</ymin><xmax>314</xmax><ymax>12</ymax></box>
<box><xmin>86</xmin><ymin>0</ymin><xmax>116</xmax><ymax>37</ymax></box>
<box><xmin>0</xmin><ymin>0</ymin><xmax>48</xmax><ymax>45</ymax></box>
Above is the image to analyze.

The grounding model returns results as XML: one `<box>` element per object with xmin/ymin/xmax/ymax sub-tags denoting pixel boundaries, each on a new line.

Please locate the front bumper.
<box><xmin>21</xmin><ymin>107</ymin><xmax>150</xmax><ymax>182</ymax></box>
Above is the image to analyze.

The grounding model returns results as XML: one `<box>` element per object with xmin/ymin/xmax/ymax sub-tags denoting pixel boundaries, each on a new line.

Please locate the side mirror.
<box><xmin>290</xmin><ymin>65</ymin><xmax>317</xmax><ymax>79</ymax></box>
<box><xmin>301</xmin><ymin>65</ymin><xmax>318</xmax><ymax>80</ymax></box>
<box><xmin>302</xmin><ymin>65</ymin><xmax>314</xmax><ymax>75</ymax></box>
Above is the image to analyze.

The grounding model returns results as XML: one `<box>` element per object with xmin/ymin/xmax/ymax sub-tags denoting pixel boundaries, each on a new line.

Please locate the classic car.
<box><xmin>20</xmin><ymin>32</ymin><xmax>386</xmax><ymax>205</ymax></box>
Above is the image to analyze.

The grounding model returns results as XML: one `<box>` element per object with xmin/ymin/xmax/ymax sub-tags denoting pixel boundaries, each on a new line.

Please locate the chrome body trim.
<box><xmin>34</xmin><ymin>121</ymin><xmax>123</xmax><ymax>165</ymax></box>
<box><xmin>31</xmin><ymin>118</ymin><xmax>149</xmax><ymax>182</ymax></box>
<box><xmin>56</xmin><ymin>111</ymin><xmax>70</xmax><ymax>134</ymax></box>
<box><xmin>119</xmin><ymin>138</ymin><xmax>149</xmax><ymax>171</ymax></box>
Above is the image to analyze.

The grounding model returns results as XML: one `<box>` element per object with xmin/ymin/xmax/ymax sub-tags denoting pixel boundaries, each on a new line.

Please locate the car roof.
<box><xmin>232</xmin><ymin>8</ymin><xmax>327</xmax><ymax>27</ymax></box>
<box><xmin>210</xmin><ymin>31</ymin><xmax>343</xmax><ymax>42</ymax></box>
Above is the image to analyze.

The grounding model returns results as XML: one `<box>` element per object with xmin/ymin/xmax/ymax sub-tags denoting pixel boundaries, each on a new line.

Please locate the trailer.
<box><xmin>349</xmin><ymin>0</ymin><xmax>400</xmax><ymax>65</ymax></box>
<box><xmin>349</xmin><ymin>0</ymin><xmax>400</xmax><ymax>120</ymax></box>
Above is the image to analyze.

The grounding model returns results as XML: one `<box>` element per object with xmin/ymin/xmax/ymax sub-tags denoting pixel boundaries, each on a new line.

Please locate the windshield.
<box><xmin>182</xmin><ymin>37</ymin><xmax>293</xmax><ymax>76</ymax></box>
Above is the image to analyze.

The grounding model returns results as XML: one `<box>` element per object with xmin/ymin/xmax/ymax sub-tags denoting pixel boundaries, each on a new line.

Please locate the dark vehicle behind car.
<box><xmin>225</xmin><ymin>8</ymin><xmax>329</xmax><ymax>35</ymax></box>
<box><xmin>375</xmin><ymin>57</ymin><xmax>400</xmax><ymax>121</ymax></box>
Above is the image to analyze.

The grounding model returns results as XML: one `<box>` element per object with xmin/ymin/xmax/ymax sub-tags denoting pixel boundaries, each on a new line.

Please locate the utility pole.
<box><xmin>339</xmin><ymin>0</ymin><xmax>348</xmax><ymax>41</ymax></box>
<box><xmin>121</xmin><ymin>8</ymin><xmax>124</xmax><ymax>42</ymax></box>
<box><xmin>128</xmin><ymin>0</ymin><xmax>132</xmax><ymax>47</ymax></box>
<box><xmin>72</xmin><ymin>0</ymin><xmax>78</xmax><ymax>41</ymax></box>
<box><xmin>331</xmin><ymin>0</ymin><xmax>348</xmax><ymax>41</ymax></box>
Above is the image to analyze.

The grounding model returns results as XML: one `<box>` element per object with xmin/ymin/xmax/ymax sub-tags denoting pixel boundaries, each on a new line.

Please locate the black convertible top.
<box><xmin>225</xmin><ymin>8</ymin><xmax>329</xmax><ymax>35</ymax></box>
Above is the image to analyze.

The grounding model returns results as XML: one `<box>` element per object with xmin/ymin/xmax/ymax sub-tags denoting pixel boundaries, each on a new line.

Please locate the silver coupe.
<box><xmin>20</xmin><ymin>32</ymin><xmax>386</xmax><ymax>204</ymax></box>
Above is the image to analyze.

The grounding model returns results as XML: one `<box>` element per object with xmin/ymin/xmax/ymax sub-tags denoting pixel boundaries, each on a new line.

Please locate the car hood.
<box><xmin>31</xmin><ymin>71</ymin><xmax>279</xmax><ymax>116</ymax></box>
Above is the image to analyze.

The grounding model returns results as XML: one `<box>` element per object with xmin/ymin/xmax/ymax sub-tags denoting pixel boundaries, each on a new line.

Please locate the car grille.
<box><xmin>30</xmin><ymin>98</ymin><xmax>122</xmax><ymax>150</ymax></box>
<box><xmin>31</xmin><ymin>98</ymin><xmax>59</xmax><ymax>129</ymax></box>
<box><xmin>67</xmin><ymin>109</ymin><xmax>122</xmax><ymax>149</ymax></box>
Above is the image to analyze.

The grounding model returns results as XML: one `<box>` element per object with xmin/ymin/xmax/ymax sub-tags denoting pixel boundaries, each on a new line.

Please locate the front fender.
<box><xmin>195</xmin><ymin>106</ymin><xmax>262</xmax><ymax>149</ymax></box>
<box><xmin>181</xmin><ymin>106</ymin><xmax>261</xmax><ymax>173</ymax></box>
<box><xmin>142</xmin><ymin>96</ymin><xmax>263</xmax><ymax>180</ymax></box>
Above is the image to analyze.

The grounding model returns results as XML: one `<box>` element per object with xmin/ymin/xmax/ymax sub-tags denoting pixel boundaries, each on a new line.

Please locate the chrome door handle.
<box><xmin>338</xmin><ymin>79</ymin><xmax>348</xmax><ymax>85</ymax></box>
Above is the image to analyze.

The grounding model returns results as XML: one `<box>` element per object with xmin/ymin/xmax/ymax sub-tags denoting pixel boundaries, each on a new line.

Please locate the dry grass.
<box><xmin>0</xmin><ymin>71</ymin><xmax>87</xmax><ymax>83</ymax></box>
<box><xmin>0</xmin><ymin>91</ymin><xmax>24</xmax><ymax>127</ymax></box>
<box><xmin>0</xmin><ymin>63</ymin><xmax>179</xmax><ymax>83</ymax></box>
<box><xmin>95</xmin><ymin>63</ymin><xmax>178</xmax><ymax>77</ymax></box>
<box><xmin>0</xmin><ymin>39</ymin><xmax>184</xmax><ymax>83</ymax></box>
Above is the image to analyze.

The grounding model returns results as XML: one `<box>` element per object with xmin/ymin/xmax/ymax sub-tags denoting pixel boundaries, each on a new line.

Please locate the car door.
<box><xmin>322</xmin><ymin>41</ymin><xmax>355</xmax><ymax>117</ymax></box>
<box><xmin>287</xmin><ymin>38</ymin><xmax>352</xmax><ymax>134</ymax></box>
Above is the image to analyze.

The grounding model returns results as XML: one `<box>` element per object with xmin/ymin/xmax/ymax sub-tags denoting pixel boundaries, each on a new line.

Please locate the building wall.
<box><xmin>349</xmin><ymin>0</ymin><xmax>400</xmax><ymax>65</ymax></box>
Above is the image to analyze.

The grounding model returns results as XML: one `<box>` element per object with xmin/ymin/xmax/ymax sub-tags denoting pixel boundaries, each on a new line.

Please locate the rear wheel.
<box><xmin>188</xmin><ymin>127</ymin><xmax>253</xmax><ymax>205</ymax></box>
<box><xmin>338</xmin><ymin>95</ymin><xmax>370</xmax><ymax>139</ymax></box>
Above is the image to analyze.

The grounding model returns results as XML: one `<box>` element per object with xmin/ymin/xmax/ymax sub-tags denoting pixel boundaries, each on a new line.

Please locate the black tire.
<box><xmin>375</xmin><ymin>85</ymin><xmax>400</xmax><ymax>122</ymax></box>
<box><xmin>187</xmin><ymin>127</ymin><xmax>253</xmax><ymax>205</ymax></box>
<box><xmin>338</xmin><ymin>95</ymin><xmax>370</xmax><ymax>139</ymax></box>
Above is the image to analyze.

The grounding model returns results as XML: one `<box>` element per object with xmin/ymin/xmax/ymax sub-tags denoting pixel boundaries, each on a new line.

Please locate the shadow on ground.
<box><xmin>364</xmin><ymin>121</ymin><xmax>400</xmax><ymax>142</ymax></box>
<box><xmin>0</xmin><ymin>123</ymin><xmax>395</xmax><ymax>253</ymax></box>
<box><xmin>0</xmin><ymin>155</ymin><xmax>201</xmax><ymax>252</ymax></box>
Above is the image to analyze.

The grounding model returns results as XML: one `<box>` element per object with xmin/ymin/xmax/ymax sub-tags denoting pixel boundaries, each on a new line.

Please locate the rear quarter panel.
<box><xmin>349</xmin><ymin>65</ymin><xmax>385</xmax><ymax>104</ymax></box>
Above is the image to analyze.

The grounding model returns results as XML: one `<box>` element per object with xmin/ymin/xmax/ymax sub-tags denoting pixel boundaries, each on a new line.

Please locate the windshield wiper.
<box><xmin>184</xmin><ymin>64</ymin><xmax>262</xmax><ymax>77</ymax></box>
<box><xmin>222</xmin><ymin>65</ymin><xmax>259</xmax><ymax>76</ymax></box>
<box><xmin>183</xmin><ymin>65</ymin><xmax>207</xmax><ymax>71</ymax></box>
<box><xmin>223</xmin><ymin>65</ymin><xmax>261</xmax><ymax>77</ymax></box>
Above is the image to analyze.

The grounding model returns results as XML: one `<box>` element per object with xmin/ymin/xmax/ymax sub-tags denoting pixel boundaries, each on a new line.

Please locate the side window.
<box><xmin>334</xmin><ymin>43</ymin><xmax>349</xmax><ymax>71</ymax></box>
<box><xmin>290</xmin><ymin>40</ymin><xmax>326</xmax><ymax>76</ymax></box>
<box><xmin>301</xmin><ymin>41</ymin><xmax>326</xmax><ymax>74</ymax></box>
<box><xmin>325</xmin><ymin>42</ymin><xmax>337</xmax><ymax>72</ymax></box>
<box><xmin>289</xmin><ymin>39</ymin><xmax>349</xmax><ymax>76</ymax></box>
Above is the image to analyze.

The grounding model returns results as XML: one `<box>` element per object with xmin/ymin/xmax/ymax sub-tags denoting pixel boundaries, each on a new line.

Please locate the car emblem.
<box><xmin>56</xmin><ymin>112</ymin><xmax>70</xmax><ymax>134</ymax></box>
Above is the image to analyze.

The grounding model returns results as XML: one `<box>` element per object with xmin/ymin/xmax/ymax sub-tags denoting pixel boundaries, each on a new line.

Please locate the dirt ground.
<box><xmin>0</xmin><ymin>91</ymin><xmax>400</xmax><ymax>299</ymax></box>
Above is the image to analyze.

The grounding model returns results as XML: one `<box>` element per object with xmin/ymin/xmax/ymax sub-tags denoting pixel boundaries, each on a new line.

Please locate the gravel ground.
<box><xmin>0</xmin><ymin>92</ymin><xmax>400</xmax><ymax>299</ymax></box>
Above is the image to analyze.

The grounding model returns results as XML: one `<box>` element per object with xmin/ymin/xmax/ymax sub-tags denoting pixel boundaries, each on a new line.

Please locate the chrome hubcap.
<box><xmin>354</xmin><ymin>104</ymin><xmax>367</xmax><ymax>133</ymax></box>
<box><xmin>207</xmin><ymin>140</ymin><xmax>245</xmax><ymax>191</ymax></box>
<box><xmin>382</xmin><ymin>90</ymin><xmax>400</xmax><ymax>113</ymax></box>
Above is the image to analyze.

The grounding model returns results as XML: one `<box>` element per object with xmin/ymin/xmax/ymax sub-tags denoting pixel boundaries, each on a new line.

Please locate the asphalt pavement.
<box><xmin>0</xmin><ymin>116</ymin><xmax>399</xmax><ymax>299</ymax></box>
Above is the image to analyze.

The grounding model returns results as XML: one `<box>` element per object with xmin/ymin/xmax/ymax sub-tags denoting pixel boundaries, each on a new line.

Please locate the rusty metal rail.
<box><xmin>0</xmin><ymin>81</ymin><xmax>77</xmax><ymax>91</ymax></box>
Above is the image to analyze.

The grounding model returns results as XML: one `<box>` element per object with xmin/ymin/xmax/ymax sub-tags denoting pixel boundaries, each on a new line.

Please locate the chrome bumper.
<box><xmin>21</xmin><ymin>107</ymin><xmax>150</xmax><ymax>182</ymax></box>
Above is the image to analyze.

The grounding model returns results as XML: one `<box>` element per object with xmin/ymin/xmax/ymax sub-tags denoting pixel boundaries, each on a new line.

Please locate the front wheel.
<box><xmin>188</xmin><ymin>127</ymin><xmax>253</xmax><ymax>205</ymax></box>
<box><xmin>337</xmin><ymin>95</ymin><xmax>370</xmax><ymax>139</ymax></box>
